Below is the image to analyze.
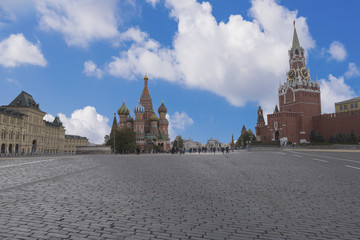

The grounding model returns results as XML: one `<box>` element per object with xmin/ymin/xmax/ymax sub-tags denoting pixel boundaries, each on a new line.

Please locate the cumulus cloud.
<box><xmin>0</xmin><ymin>33</ymin><xmax>47</xmax><ymax>67</ymax></box>
<box><xmin>36</xmin><ymin>0</ymin><xmax>120</xmax><ymax>47</ymax></box>
<box><xmin>83</xmin><ymin>60</ymin><xmax>103</xmax><ymax>79</ymax></box>
<box><xmin>320</xmin><ymin>74</ymin><xmax>355</xmax><ymax>113</ymax></box>
<box><xmin>166</xmin><ymin>112</ymin><xmax>194</xmax><ymax>140</ymax></box>
<box><xmin>327</xmin><ymin>41</ymin><xmax>347</xmax><ymax>61</ymax></box>
<box><xmin>344</xmin><ymin>62</ymin><xmax>360</xmax><ymax>79</ymax></box>
<box><xmin>44</xmin><ymin>107</ymin><xmax>110</xmax><ymax>144</ymax></box>
<box><xmin>106</xmin><ymin>28</ymin><xmax>178</xmax><ymax>81</ymax></box>
<box><xmin>103</xmin><ymin>0</ymin><xmax>315</xmax><ymax>113</ymax></box>
<box><xmin>43</xmin><ymin>113</ymin><xmax>55</xmax><ymax>122</ymax></box>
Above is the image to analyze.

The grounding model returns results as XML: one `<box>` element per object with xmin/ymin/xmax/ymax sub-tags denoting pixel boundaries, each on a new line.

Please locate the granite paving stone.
<box><xmin>0</xmin><ymin>151</ymin><xmax>359</xmax><ymax>239</ymax></box>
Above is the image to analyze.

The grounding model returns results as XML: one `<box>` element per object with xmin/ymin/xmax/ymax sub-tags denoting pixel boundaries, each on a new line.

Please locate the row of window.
<box><xmin>1</xmin><ymin>116</ymin><xmax>18</xmax><ymax>125</ymax></box>
<box><xmin>0</xmin><ymin>143</ymin><xmax>76</xmax><ymax>155</ymax></box>
<box><xmin>1</xmin><ymin>130</ymin><xmax>23</xmax><ymax>140</ymax></box>
<box><xmin>340</xmin><ymin>103</ymin><xmax>359</xmax><ymax>111</ymax></box>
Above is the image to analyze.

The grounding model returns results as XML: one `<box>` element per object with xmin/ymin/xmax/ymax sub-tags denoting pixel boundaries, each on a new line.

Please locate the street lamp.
<box><xmin>113</xmin><ymin>132</ymin><xmax>116</xmax><ymax>154</ymax></box>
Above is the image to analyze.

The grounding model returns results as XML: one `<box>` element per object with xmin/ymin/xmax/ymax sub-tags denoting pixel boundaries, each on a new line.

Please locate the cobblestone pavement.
<box><xmin>0</xmin><ymin>150</ymin><xmax>360</xmax><ymax>239</ymax></box>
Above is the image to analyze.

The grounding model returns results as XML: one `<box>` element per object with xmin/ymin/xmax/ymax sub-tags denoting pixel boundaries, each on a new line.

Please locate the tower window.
<box><xmin>295</xmin><ymin>49</ymin><xmax>299</xmax><ymax>55</ymax></box>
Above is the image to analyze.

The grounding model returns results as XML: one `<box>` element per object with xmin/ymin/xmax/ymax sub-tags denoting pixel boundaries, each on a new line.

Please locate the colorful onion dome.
<box><xmin>126</xmin><ymin>115</ymin><xmax>134</xmax><ymax>122</ymax></box>
<box><xmin>134</xmin><ymin>101</ymin><xmax>145</xmax><ymax>114</ymax></box>
<box><xmin>158</xmin><ymin>101</ymin><xmax>167</xmax><ymax>114</ymax></box>
<box><xmin>150</xmin><ymin>112</ymin><xmax>159</xmax><ymax>121</ymax></box>
<box><xmin>117</xmin><ymin>99</ymin><xmax>130</xmax><ymax>116</ymax></box>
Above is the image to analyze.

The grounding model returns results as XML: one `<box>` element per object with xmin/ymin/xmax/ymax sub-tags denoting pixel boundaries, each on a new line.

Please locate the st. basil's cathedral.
<box><xmin>111</xmin><ymin>74</ymin><xmax>170</xmax><ymax>152</ymax></box>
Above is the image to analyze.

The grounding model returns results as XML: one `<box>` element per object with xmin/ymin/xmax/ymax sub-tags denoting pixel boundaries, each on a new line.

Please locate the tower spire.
<box><xmin>292</xmin><ymin>21</ymin><xmax>301</xmax><ymax>49</ymax></box>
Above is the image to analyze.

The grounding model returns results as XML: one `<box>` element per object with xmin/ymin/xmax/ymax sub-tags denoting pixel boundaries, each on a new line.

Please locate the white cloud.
<box><xmin>106</xmin><ymin>27</ymin><xmax>178</xmax><ymax>81</ymax></box>
<box><xmin>6</xmin><ymin>78</ymin><xmax>22</xmax><ymax>87</ymax></box>
<box><xmin>327</xmin><ymin>41</ymin><xmax>347</xmax><ymax>61</ymax></box>
<box><xmin>43</xmin><ymin>113</ymin><xmax>55</xmax><ymax>122</ymax></box>
<box><xmin>146</xmin><ymin>0</ymin><xmax>161</xmax><ymax>8</ymax></box>
<box><xmin>83</xmin><ymin>60</ymin><xmax>103</xmax><ymax>79</ymax></box>
<box><xmin>166</xmin><ymin>111</ymin><xmax>194</xmax><ymax>140</ymax></box>
<box><xmin>36</xmin><ymin>0</ymin><xmax>120</xmax><ymax>47</ymax></box>
<box><xmin>0</xmin><ymin>33</ymin><xmax>47</xmax><ymax>67</ymax></box>
<box><xmin>344</xmin><ymin>62</ymin><xmax>360</xmax><ymax>79</ymax></box>
<box><xmin>46</xmin><ymin>106</ymin><xmax>110</xmax><ymax>144</ymax></box>
<box><xmin>104</xmin><ymin>0</ymin><xmax>315</xmax><ymax>113</ymax></box>
<box><xmin>320</xmin><ymin>74</ymin><xmax>355</xmax><ymax>113</ymax></box>
<box><xmin>0</xmin><ymin>0</ymin><xmax>34</xmax><ymax>22</ymax></box>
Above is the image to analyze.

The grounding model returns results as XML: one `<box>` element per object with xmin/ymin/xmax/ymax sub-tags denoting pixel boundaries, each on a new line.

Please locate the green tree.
<box><xmin>335</xmin><ymin>133</ymin><xmax>341</xmax><ymax>143</ymax></box>
<box><xmin>152</xmin><ymin>144</ymin><xmax>161</xmax><ymax>152</ymax></box>
<box><xmin>349</xmin><ymin>130</ymin><xmax>357</xmax><ymax>143</ymax></box>
<box><xmin>236</xmin><ymin>129</ymin><xmax>256</xmax><ymax>147</ymax></box>
<box><xmin>104</xmin><ymin>135</ymin><xmax>110</xmax><ymax>144</ymax></box>
<box><xmin>339</xmin><ymin>133</ymin><xmax>345</xmax><ymax>143</ymax></box>
<box><xmin>172</xmin><ymin>135</ymin><xmax>184</xmax><ymax>151</ymax></box>
<box><xmin>310</xmin><ymin>129</ymin><xmax>316</xmax><ymax>143</ymax></box>
<box><xmin>344</xmin><ymin>133</ymin><xmax>351</xmax><ymax>143</ymax></box>
<box><xmin>316</xmin><ymin>132</ymin><xmax>324</xmax><ymax>142</ymax></box>
<box><xmin>106</xmin><ymin>128</ymin><xmax>136</xmax><ymax>153</ymax></box>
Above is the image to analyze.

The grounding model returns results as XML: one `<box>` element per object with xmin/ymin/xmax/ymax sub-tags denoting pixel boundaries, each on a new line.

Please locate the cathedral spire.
<box><xmin>140</xmin><ymin>74</ymin><xmax>151</xmax><ymax>100</ymax></box>
<box><xmin>292</xmin><ymin>21</ymin><xmax>301</xmax><ymax>49</ymax></box>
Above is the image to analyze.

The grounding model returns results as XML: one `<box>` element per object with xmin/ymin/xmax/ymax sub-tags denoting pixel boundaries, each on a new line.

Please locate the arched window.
<box><xmin>1</xmin><ymin>144</ymin><xmax>5</xmax><ymax>154</ymax></box>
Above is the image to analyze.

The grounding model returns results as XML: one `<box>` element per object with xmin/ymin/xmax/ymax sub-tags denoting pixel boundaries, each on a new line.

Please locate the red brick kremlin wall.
<box><xmin>312</xmin><ymin>110</ymin><xmax>360</xmax><ymax>141</ymax></box>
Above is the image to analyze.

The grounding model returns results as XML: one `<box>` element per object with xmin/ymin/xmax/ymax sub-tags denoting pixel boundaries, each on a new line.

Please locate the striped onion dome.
<box><xmin>117</xmin><ymin>100</ymin><xmax>130</xmax><ymax>116</ymax></box>
<box><xmin>158</xmin><ymin>101</ymin><xmax>167</xmax><ymax>114</ymax></box>
<box><xmin>134</xmin><ymin>101</ymin><xmax>145</xmax><ymax>114</ymax></box>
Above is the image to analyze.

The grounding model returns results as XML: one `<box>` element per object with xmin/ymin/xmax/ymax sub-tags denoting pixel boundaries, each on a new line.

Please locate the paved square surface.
<box><xmin>0</xmin><ymin>150</ymin><xmax>360</xmax><ymax>239</ymax></box>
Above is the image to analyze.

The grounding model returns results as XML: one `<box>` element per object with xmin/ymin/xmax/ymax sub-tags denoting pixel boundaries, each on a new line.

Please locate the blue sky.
<box><xmin>0</xmin><ymin>0</ymin><xmax>359</xmax><ymax>144</ymax></box>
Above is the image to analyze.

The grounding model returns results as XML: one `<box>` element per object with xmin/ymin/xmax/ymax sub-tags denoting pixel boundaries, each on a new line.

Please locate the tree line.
<box><xmin>310</xmin><ymin>129</ymin><xmax>359</xmax><ymax>143</ymax></box>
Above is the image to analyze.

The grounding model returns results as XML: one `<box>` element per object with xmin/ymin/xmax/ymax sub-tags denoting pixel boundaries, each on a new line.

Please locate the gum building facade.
<box><xmin>0</xmin><ymin>91</ymin><xmax>88</xmax><ymax>156</ymax></box>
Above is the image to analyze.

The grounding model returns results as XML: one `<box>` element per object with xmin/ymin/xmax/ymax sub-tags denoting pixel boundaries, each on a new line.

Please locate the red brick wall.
<box><xmin>267</xmin><ymin>112</ymin><xmax>299</xmax><ymax>143</ymax></box>
<box><xmin>278</xmin><ymin>87</ymin><xmax>321</xmax><ymax>142</ymax></box>
<box><xmin>312</xmin><ymin>110</ymin><xmax>360</xmax><ymax>141</ymax></box>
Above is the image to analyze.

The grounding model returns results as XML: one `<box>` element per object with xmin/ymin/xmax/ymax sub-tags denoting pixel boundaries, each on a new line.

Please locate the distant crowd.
<box><xmin>171</xmin><ymin>146</ymin><xmax>231</xmax><ymax>154</ymax></box>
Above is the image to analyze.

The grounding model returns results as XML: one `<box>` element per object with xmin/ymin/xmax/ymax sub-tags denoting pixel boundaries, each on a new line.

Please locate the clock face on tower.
<box><xmin>287</xmin><ymin>69</ymin><xmax>296</xmax><ymax>81</ymax></box>
<box><xmin>300</xmin><ymin>67</ymin><xmax>309</xmax><ymax>79</ymax></box>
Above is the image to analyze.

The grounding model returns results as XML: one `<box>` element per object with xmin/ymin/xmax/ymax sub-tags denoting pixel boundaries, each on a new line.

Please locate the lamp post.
<box><xmin>113</xmin><ymin>132</ymin><xmax>116</xmax><ymax>154</ymax></box>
